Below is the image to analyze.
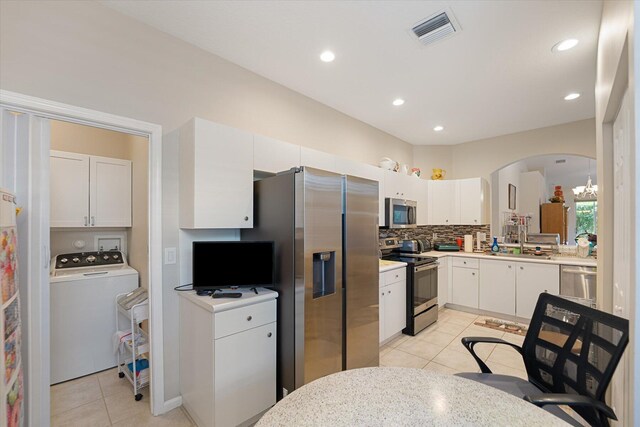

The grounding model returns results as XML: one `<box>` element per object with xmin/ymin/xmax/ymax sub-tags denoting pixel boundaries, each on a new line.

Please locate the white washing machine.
<box><xmin>50</xmin><ymin>250</ymin><xmax>138</xmax><ymax>384</ymax></box>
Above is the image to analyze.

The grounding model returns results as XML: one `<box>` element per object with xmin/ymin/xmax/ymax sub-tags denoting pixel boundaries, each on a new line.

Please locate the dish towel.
<box><xmin>112</xmin><ymin>330</ymin><xmax>132</xmax><ymax>355</ymax></box>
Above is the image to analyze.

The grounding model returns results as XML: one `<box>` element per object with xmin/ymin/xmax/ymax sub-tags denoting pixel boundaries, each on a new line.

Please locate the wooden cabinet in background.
<box><xmin>541</xmin><ymin>203</ymin><xmax>569</xmax><ymax>244</ymax></box>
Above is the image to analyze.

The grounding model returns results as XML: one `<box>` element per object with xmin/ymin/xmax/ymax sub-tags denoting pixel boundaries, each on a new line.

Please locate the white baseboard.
<box><xmin>161</xmin><ymin>396</ymin><xmax>183</xmax><ymax>414</ymax></box>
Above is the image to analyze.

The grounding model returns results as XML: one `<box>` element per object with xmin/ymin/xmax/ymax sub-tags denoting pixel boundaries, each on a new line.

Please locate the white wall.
<box><xmin>519</xmin><ymin>171</ymin><xmax>546</xmax><ymax>234</ymax></box>
<box><xmin>490</xmin><ymin>161</ymin><xmax>527</xmax><ymax>236</ymax></box>
<box><xmin>595</xmin><ymin>1</ymin><xmax>637</xmax><ymax>424</ymax></box>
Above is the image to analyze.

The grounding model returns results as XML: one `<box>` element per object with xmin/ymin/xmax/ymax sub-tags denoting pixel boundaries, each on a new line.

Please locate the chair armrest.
<box><xmin>524</xmin><ymin>393</ymin><xmax>617</xmax><ymax>421</ymax></box>
<box><xmin>460</xmin><ymin>337</ymin><xmax>524</xmax><ymax>374</ymax></box>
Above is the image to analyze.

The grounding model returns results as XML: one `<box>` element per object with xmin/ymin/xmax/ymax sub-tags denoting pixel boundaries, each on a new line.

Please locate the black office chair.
<box><xmin>455</xmin><ymin>293</ymin><xmax>629</xmax><ymax>426</ymax></box>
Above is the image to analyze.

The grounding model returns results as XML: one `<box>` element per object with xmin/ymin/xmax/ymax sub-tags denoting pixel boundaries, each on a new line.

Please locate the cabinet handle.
<box><xmin>267</xmin><ymin>332</ymin><xmax>272</xmax><ymax>338</ymax></box>
<box><xmin>91</xmin><ymin>216</ymin><xmax>95</xmax><ymax>226</ymax></box>
<box><xmin>463</xmin><ymin>261</ymin><xmax>467</xmax><ymax>264</ymax></box>
<box><xmin>520</xmin><ymin>266</ymin><xmax>524</xmax><ymax>270</ymax></box>
<box><xmin>381</xmin><ymin>293</ymin><xmax>384</xmax><ymax>297</ymax></box>
<box><xmin>244</xmin><ymin>216</ymin><xmax>249</xmax><ymax>221</ymax></box>
<box><xmin>388</xmin><ymin>290</ymin><xmax>391</xmax><ymax>294</ymax></box>
<box><xmin>508</xmin><ymin>265</ymin><xmax>512</xmax><ymax>269</ymax></box>
<box><xmin>472</xmin><ymin>272</ymin><xmax>475</xmax><ymax>276</ymax></box>
<box><xmin>84</xmin><ymin>216</ymin><xmax>88</xmax><ymax>227</ymax></box>
<box><xmin>247</xmin><ymin>315</ymin><xmax>252</xmax><ymax>321</ymax></box>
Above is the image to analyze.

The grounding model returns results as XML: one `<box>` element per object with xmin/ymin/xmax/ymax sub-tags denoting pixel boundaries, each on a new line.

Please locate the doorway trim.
<box><xmin>0</xmin><ymin>90</ymin><xmax>167</xmax><ymax>417</ymax></box>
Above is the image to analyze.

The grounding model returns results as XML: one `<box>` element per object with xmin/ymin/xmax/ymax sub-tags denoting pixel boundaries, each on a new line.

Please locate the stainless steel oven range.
<box><xmin>380</xmin><ymin>239</ymin><xmax>439</xmax><ymax>335</ymax></box>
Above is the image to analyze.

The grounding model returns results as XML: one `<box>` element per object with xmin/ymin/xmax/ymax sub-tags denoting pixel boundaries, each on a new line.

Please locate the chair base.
<box><xmin>455</xmin><ymin>373</ymin><xmax>584</xmax><ymax>426</ymax></box>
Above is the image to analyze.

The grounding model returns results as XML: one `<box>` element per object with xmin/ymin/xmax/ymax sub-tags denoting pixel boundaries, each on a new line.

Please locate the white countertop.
<box><xmin>421</xmin><ymin>250</ymin><xmax>597</xmax><ymax>267</ymax></box>
<box><xmin>378</xmin><ymin>259</ymin><xmax>407</xmax><ymax>272</ymax></box>
<box><xmin>256</xmin><ymin>367</ymin><xmax>568</xmax><ymax>426</ymax></box>
<box><xmin>177</xmin><ymin>287</ymin><xmax>278</xmax><ymax>313</ymax></box>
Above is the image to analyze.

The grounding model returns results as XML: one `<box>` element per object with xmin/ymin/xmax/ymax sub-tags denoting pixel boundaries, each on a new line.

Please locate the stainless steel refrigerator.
<box><xmin>242</xmin><ymin>167</ymin><xmax>379</xmax><ymax>398</ymax></box>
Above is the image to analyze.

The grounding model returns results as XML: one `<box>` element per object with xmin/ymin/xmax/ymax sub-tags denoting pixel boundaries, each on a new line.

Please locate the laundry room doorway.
<box><xmin>0</xmin><ymin>90</ymin><xmax>165</xmax><ymax>425</ymax></box>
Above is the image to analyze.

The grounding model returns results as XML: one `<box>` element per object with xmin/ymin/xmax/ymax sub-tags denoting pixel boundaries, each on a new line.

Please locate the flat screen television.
<box><xmin>192</xmin><ymin>241</ymin><xmax>274</xmax><ymax>290</ymax></box>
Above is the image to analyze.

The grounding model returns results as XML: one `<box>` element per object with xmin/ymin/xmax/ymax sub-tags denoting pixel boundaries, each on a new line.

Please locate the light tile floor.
<box><xmin>50</xmin><ymin>368</ymin><xmax>193</xmax><ymax>427</ymax></box>
<box><xmin>380</xmin><ymin>308</ymin><xmax>529</xmax><ymax>380</ymax></box>
<box><xmin>52</xmin><ymin>308</ymin><xmax>583</xmax><ymax>426</ymax></box>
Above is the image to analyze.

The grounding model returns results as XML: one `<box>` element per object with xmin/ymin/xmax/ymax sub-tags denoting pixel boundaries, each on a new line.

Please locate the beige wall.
<box><xmin>412</xmin><ymin>145</ymin><xmax>453</xmax><ymax>180</ymax></box>
<box><xmin>413</xmin><ymin>119</ymin><xmax>596</xmax><ymax>182</ymax></box>
<box><xmin>51</xmin><ymin>120</ymin><xmax>131</xmax><ymax>159</ymax></box>
<box><xmin>594</xmin><ymin>1</ymin><xmax>636</xmax><ymax>424</ymax></box>
<box><xmin>50</xmin><ymin>121</ymin><xmax>149</xmax><ymax>293</ymax></box>
<box><xmin>0</xmin><ymin>0</ymin><xmax>412</xmax><ymax>168</ymax></box>
<box><xmin>450</xmin><ymin>118</ymin><xmax>596</xmax><ymax>181</ymax></box>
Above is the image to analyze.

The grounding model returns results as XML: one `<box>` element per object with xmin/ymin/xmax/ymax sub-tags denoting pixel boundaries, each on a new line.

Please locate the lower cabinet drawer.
<box><xmin>214</xmin><ymin>299</ymin><xmax>276</xmax><ymax>339</ymax></box>
<box><xmin>383</xmin><ymin>268</ymin><xmax>406</xmax><ymax>286</ymax></box>
<box><xmin>452</xmin><ymin>257</ymin><xmax>479</xmax><ymax>269</ymax></box>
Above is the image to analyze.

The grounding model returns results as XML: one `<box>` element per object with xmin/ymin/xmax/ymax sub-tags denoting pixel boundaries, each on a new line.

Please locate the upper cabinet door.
<box><xmin>300</xmin><ymin>147</ymin><xmax>338</xmax><ymax>173</ymax></box>
<box><xmin>180</xmin><ymin>118</ymin><xmax>254</xmax><ymax>229</ymax></box>
<box><xmin>90</xmin><ymin>156</ymin><xmax>132</xmax><ymax>227</ymax></box>
<box><xmin>50</xmin><ymin>150</ymin><xmax>90</xmax><ymax>227</ymax></box>
<box><xmin>411</xmin><ymin>178</ymin><xmax>429</xmax><ymax>225</ymax></box>
<box><xmin>253</xmin><ymin>134</ymin><xmax>300</xmax><ymax>174</ymax></box>
<box><xmin>428</xmin><ymin>180</ymin><xmax>458</xmax><ymax>225</ymax></box>
<box><xmin>457</xmin><ymin>177</ymin><xmax>489</xmax><ymax>225</ymax></box>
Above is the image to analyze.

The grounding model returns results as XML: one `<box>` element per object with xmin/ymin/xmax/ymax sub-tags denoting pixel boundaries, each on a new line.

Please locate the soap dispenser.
<box><xmin>491</xmin><ymin>236</ymin><xmax>500</xmax><ymax>253</ymax></box>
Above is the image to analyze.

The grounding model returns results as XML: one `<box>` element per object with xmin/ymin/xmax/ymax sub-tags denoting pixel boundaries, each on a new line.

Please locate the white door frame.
<box><xmin>0</xmin><ymin>90</ymin><xmax>167</xmax><ymax>418</ymax></box>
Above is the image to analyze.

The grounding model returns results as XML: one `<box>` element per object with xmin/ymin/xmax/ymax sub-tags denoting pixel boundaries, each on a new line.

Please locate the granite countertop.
<box><xmin>379</xmin><ymin>259</ymin><xmax>408</xmax><ymax>273</ymax></box>
<box><xmin>177</xmin><ymin>287</ymin><xmax>277</xmax><ymax>313</ymax></box>
<box><xmin>422</xmin><ymin>250</ymin><xmax>597</xmax><ymax>267</ymax></box>
<box><xmin>257</xmin><ymin>367</ymin><xmax>568</xmax><ymax>426</ymax></box>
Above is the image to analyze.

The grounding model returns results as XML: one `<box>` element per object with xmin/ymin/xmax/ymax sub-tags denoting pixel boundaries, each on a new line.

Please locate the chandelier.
<box><xmin>572</xmin><ymin>159</ymin><xmax>598</xmax><ymax>200</ymax></box>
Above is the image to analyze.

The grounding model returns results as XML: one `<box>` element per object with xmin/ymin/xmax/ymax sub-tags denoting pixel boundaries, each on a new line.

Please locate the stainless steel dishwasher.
<box><xmin>560</xmin><ymin>265</ymin><xmax>597</xmax><ymax>306</ymax></box>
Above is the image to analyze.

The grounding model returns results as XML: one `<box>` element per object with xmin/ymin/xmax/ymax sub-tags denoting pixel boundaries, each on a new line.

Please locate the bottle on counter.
<box><xmin>491</xmin><ymin>236</ymin><xmax>500</xmax><ymax>253</ymax></box>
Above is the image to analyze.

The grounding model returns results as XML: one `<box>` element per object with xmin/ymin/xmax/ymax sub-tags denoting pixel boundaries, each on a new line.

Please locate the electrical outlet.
<box><xmin>164</xmin><ymin>247</ymin><xmax>176</xmax><ymax>265</ymax></box>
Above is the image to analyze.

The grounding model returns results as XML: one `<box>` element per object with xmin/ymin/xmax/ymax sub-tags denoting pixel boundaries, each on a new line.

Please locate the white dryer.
<box><xmin>50</xmin><ymin>250</ymin><xmax>138</xmax><ymax>384</ymax></box>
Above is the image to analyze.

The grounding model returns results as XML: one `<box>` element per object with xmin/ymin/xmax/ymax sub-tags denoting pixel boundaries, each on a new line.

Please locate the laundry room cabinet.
<box><xmin>50</xmin><ymin>150</ymin><xmax>132</xmax><ymax>227</ymax></box>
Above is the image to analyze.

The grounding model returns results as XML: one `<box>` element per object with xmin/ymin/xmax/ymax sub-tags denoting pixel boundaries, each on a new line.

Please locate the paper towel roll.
<box><xmin>464</xmin><ymin>235</ymin><xmax>473</xmax><ymax>253</ymax></box>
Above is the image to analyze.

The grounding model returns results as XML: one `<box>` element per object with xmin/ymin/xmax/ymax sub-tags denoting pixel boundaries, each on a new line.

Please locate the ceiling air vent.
<box><xmin>411</xmin><ymin>10</ymin><xmax>460</xmax><ymax>46</ymax></box>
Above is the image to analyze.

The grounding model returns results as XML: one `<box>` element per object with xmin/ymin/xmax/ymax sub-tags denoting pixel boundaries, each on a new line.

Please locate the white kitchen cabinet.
<box><xmin>90</xmin><ymin>156</ymin><xmax>132</xmax><ymax>227</ymax></box>
<box><xmin>50</xmin><ymin>150</ymin><xmax>131</xmax><ymax>228</ymax></box>
<box><xmin>437</xmin><ymin>257</ymin><xmax>449</xmax><ymax>307</ymax></box>
<box><xmin>180</xmin><ymin>290</ymin><xmax>277</xmax><ymax>427</ymax></box>
<box><xmin>479</xmin><ymin>259</ymin><xmax>516</xmax><ymax>316</ymax></box>
<box><xmin>50</xmin><ymin>151</ymin><xmax>90</xmax><ymax>227</ymax></box>
<box><xmin>515</xmin><ymin>263</ymin><xmax>559</xmax><ymax>319</ymax></box>
<box><xmin>253</xmin><ymin>134</ymin><xmax>300</xmax><ymax>174</ymax></box>
<box><xmin>300</xmin><ymin>146</ymin><xmax>338</xmax><ymax>172</ymax></box>
<box><xmin>179</xmin><ymin>118</ymin><xmax>254</xmax><ymax>229</ymax></box>
<box><xmin>457</xmin><ymin>178</ymin><xmax>490</xmax><ymax>225</ymax></box>
<box><xmin>428</xmin><ymin>180</ymin><xmax>459</xmax><ymax>225</ymax></box>
<box><xmin>384</xmin><ymin>170</ymin><xmax>416</xmax><ymax>200</ymax></box>
<box><xmin>379</xmin><ymin>267</ymin><xmax>406</xmax><ymax>343</ymax></box>
<box><xmin>451</xmin><ymin>264</ymin><xmax>479</xmax><ymax>309</ymax></box>
<box><xmin>412</xmin><ymin>178</ymin><xmax>429</xmax><ymax>225</ymax></box>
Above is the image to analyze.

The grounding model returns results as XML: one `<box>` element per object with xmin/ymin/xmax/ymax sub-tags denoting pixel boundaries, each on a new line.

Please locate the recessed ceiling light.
<box><xmin>320</xmin><ymin>51</ymin><xmax>335</xmax><ymax>62</ymax></box>
<box><xmin>392</xmin><ymin>98</ymin><xmax>405</xmax><ymax>106</ymax></box>
<box><xmin>564</xmin><ymin>93</ymin><xmax>581</xmax><ymax>101</ymax></box>
<box><xmin>433</xmin><ymin>126</ymin><xmax>444</xmax><ymax>132</ymax></box>
<box><xmin>552</xmin><ymin>38</ymin><xmax>579</xmax><ymax>52</ymax></box>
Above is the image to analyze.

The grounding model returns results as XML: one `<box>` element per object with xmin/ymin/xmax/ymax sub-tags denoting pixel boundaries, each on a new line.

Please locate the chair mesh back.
<box><xmin>522</xmin><ymin>293</ymin><xmax>629</xmax><ymax>424</ymax></box>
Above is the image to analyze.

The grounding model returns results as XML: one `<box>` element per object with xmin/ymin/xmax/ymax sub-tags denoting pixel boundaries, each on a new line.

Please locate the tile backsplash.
<box><xmin>379</xmin><ymin>224</ymin><xmax>492</xmax><ymax>250</ymax></box>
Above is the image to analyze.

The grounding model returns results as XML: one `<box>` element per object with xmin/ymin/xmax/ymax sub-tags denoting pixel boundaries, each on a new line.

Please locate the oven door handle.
<box><xmin>415</xmin><ymin>264</ymin><xmax>438</xmax><ymax>273</ymax></box>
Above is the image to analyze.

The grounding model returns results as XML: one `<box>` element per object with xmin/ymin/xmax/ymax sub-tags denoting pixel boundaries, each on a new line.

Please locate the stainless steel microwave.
<box><xmin>384</xmin><ymin>198</ymin><xmax>417</xmax><ymax>228</ymax></box>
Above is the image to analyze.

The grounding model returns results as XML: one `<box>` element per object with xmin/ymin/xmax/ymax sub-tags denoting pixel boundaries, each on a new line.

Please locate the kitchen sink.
<box><xmin>486</xmin><ymin>252</ymin><xmax>552</xmax><ymax>260</ymax></box>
